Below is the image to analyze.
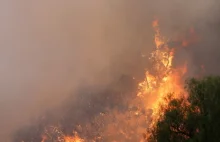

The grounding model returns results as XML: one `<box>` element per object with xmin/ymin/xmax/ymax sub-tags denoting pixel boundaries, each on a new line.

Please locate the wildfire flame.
<box><xmin>40</xmin><ymin>126</ymin><xmax>84</xmax><ymax>142</ymax></box>
<box><xmin>64</xmin><ymin>134</ymin><xmax>84</xmax><ymax>142</ymax></box>
<box><xmin>137</xmin><ymin>19</ymin><xmax>188</xmax><ymax>131</ymax></box>
<box><xmin>38</xmin><ymin>18</ymin><xmax>195</xmax><ymax>142</ymax></box>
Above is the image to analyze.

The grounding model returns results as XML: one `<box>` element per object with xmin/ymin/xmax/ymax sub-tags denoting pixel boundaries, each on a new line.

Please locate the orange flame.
<box><xmin>138</xmin><ymin>19</ymin><xmax>187</xmax><ymax>129</ymax></box>
<box><xmin>40</xmin><ymin>127</ymin><xmax>84</xmax><ymax>142</ymax></box>
<box><xmin>64</xmin><ymin>132</ymin><xmax>84</xmax><ymax>142</ymax></box>
<box><xmin>64</xmin><ymin>135</ymin><xmax>84</xmax><ymax>142</ymax></box>
<box><xmin>152</xmin><ymin>19</ymin><xmax>166</xmax><ymax>49</ymax></box>
<box><xmin>39</xmin><ymin>19</ymin><xmax>194</xmax><ymax>142</ymax></box>
<box><xmin>41</xmin><ymin>135</ymin><xmax>47</xmax><ymax>142</ymax></box>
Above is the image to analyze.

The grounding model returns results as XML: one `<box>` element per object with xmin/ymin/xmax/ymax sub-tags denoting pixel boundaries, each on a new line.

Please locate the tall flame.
<box><xmin>38</xmin><ymin>19</ymin><xmax>193</xmax><ymax>142</ymax></box>
<box><xmin>138</xmin><ymin>19</ymin><xmax>187</xmax><ymax>129</ymax></box>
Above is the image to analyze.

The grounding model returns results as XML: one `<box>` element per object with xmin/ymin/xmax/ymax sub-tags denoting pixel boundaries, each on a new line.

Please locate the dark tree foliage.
<box><xmin>148</xmin><ymin>76</ymin><xmax>220</xmax><ymax>142</ymax></box>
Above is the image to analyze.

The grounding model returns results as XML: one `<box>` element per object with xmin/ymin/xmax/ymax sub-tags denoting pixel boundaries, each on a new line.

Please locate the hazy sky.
<box><xmin>0</xmin><ymin>0</ymin><xmax>220</xmax><ymax>141</ymax></box>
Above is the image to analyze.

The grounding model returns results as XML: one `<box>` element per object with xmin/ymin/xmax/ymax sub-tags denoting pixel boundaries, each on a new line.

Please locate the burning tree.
<box><xmin>13</xmin><ymin>18</ymin><xmax>199</xmax><ymax>142</ymax></box>
<box><xmin>137</xmin><ymin>19</ymin><xmax>188</xmax><ymax>136</ymax></box>
<box><xmin>147</xmin><ymin>76</ymin><xmax>220</xmax><ymax>142</ymax></box>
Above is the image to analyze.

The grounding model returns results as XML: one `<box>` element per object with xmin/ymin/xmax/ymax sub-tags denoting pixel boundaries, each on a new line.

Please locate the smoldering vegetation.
<box><xmin>13</xmin><ymin>76</ymin><xmax>141</xmax><ymax>142</ymax></box>
<box><xmin>1</xmin><ymin>0</ymin><xmax>220</xmax><ymax>141</ymax></box>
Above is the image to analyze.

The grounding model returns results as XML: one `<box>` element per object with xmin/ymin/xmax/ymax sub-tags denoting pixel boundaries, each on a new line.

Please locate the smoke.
<box><xmin>145</xmin><ymin>0</ymin><xmax>220</xmax><ymax>76</ymax></box>
<box><xmin>0</xmin><ymin>0</ymin><xmax>220</xmax><ymax>141</ymax></box>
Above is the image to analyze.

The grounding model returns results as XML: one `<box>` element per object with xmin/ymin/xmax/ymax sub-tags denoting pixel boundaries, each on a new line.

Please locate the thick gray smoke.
<box><xmin>0</xmin><ymin>0</ymin><xmax>220</xmax><ymax>141</ymax></box>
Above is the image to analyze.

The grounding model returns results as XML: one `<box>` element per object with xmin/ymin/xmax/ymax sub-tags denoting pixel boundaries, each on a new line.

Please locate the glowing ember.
<box><xmin>64</xmin><ymin>134</ymin><xmax>84</xmax><ymax>142</ymax></box>
<box><xmin>40</xmin><ymin>126</ymin><xmax>84</xmax><ymax>142</ymax></box>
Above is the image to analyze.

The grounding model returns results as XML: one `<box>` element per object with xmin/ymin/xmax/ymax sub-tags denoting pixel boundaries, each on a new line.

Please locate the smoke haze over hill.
<box><xmin>0</xmin><ymin>0</ymin><xmax>220</xmax><ymax>141</ymax></box>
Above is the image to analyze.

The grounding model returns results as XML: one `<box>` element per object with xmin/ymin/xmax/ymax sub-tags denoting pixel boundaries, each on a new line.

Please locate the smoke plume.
<box><xmin>0</xmin><ymin>0</ymin><xmax>220</xmax><ymax>141</ymax></box>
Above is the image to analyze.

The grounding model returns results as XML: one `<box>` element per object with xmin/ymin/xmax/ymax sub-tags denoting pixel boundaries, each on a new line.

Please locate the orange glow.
<box><xmin>138</xmin><ymin>19</ymin><xmax>187</xmax><ymax>131</ymax></box>
<box><xmin>40</xmin><ymin>127</ymin><xmax>84</xmax><ymax>142</ymax></box>
<box><xmin>64</xmin><ymin>135</ymin><xmax>84</xmax><ymax>142</ymax></box>
<box><xmin>182</xmin><ymin>40</ymin><xmax>189</xmax><ymax>47</ymax></box>
<box><xmin>152</xmin><ymin>19</ymin><xmax>166</xmax><ymax>48</ymax></box>
<box><xmin>39</xmin><ymin>19</ymin><xmax>195</xmax><ymax>142</ymax></box>
<box><xmin>181</xmin><ymin>27</ymin><xmax>199</xmax><ymax>47</ymax></box>
<box><xmin>41</xmin><ymin>135</ymin><xmax>47</xmax><ymax>142</ymax></box>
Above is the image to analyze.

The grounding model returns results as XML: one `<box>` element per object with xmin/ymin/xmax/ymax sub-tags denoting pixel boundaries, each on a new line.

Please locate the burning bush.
<box><xmin>13</xmin><ymin>19</ymin><xmax>201</xmax><ymax>142</ymax></box>
<box><xmin>147</xmin><ymin>76</ymin><xmax>220</xmax><ymax>142</ymax></box>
